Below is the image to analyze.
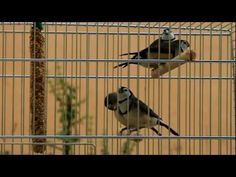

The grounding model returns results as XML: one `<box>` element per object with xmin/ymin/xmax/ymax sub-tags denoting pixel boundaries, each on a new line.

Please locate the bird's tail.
<box><xmin>113</xmin><ymin>60</ymin><xmax>139</xmax><ymax>69</ymax></box>
<box><xmin>157</xmin><ymin>121</ymin><xmax>179</xmax><ymax>136</ymax></box>
<box><xmin>114</xmin><ymin>52</ymin><xmax>139</xmax><ymax>69</ymax></box>
<box><xmin>120</xmin><ymin>52</ymin><xmax>138</xmax><ymax>56</ymax></box>
<box><xmin>113</xmin><ymin>62</ymin><xmax>128</xmax><ymax>69</ymax></box>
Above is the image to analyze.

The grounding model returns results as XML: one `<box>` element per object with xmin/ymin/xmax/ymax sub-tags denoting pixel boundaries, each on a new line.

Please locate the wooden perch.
<box><xmin>151</xmin><ymin>50</ymin><xmax>196</xmax><ymax>78</ymax></box>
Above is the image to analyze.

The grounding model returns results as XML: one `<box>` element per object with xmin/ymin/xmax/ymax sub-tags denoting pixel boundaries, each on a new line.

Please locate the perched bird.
<box><xmin>114</xmin><ymin>86</ymin><xmax>179</xmax><ymax>136</ymax></box>
<box><xmin>104</xmin><ymin>91</ymin><xmax>161</xmax><ymax>135</ymax></box>
<box><xmin>114</xmin><ymin>27</ymin><xmax>190</xmax><ymax>69</ymax></box>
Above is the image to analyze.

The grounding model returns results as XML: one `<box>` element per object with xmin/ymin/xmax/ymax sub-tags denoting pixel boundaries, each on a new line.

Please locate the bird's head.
<box><xmin>117</xmin><ymin>86</ymin><xmax>133</xmax><ymax>101</ymax></box>
<box><xmin>161</xmin><ymin>27</ymin><xmax>175</xmax><ymax>41</ymax></box>
<box><xmin>104</xmin><ymin>92</ymin><xmax>118</xmax><ymax>111</ymax></box>
<box><xmin>180</xmin><ymin>40</ymin><xmax>190</xmax><ymax>51</ymax></box>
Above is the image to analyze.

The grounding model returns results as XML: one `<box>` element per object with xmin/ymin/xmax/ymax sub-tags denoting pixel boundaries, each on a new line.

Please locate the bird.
<box><xmin>114</xmin><ymin>27</ymin><xmax>190</xmax><ymax>70</ymax></box>
<box><xmin>104</xmin><ymin>91</ymin><xmax>161</xmax><ymax>135</ymax></box>
<box><xmin>113</xmin><ymin>86</ymin><xmax>180</xmax><ymax>136</ymax></box>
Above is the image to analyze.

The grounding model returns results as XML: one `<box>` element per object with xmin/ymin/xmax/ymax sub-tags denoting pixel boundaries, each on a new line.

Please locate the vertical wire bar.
<box><xmin>188</xmin><ymin>22</ymin><xmax>192</xmax><ymax>155</ymax></box>
<box><xmin>0</xmin><ymin>23</ymin><xmax>2</xmax><ymax>153</ymax></box>
<box><xmin>158</xmin><ymin>23</ymin><xmax>162</xmax><ymax>155</ymax></box>
<box><xmin>168</xmin><ymin>22</ymin><xmax>171</xmax><ymax>155</ymax></box>
<box><xmin>129</xmin><ymin>22</ymin><xmax>132</xmax><ymax>154</ymax></box>
<box><xmin>136</xmin><ymin>22</ymin><xmax>140</xmax><ymax>155</ymax></box>
<box><xmin>201</xmin><ymin>24</ymin><xmax>205</xmax><ymax>154</ymax></box>
<box><xmin>126</xmin><ymin>22</ymin><xmax>131</xmax><ymax>154</ymax></box>
<box><xmin>234</xmin><ymin>23</ymin><xmax>236</xmax><ymax>155</ymax></box>
<box><xmin>45</xmin><ymin>23</ymin><xmax>49</xmax><ymax>155</ymax></box>
<box><xmin>20</xmin><ymin>22</ymin><xmax>26</xmax><ymax>154</ymax></box>
<box><xmin>116</xmin><ymin>23</ymin><xmax>120</xmax><ymax>155</ymax></box>
<box><xmin>198</xmin><ymin>22</ymin><xmax>202</xmax><ymax>155</ymax></box>
<box><xmin>103</xmin><ymin>25</ymin><xmax>107</xmax><ymax>154</ymax></box>
<box><xmin>95</xmin><ymin>22</ymin><xmax>99</xmax><ymax>155</ymax></box>
<box><xmin>53</xmin><ymin>23</ymin><xmax>58</xmax><ymax>155</ymax></box>
<box><xmin>65</xmin><ymin>23</ymin><xmax>69</xmax><ymax>155</ymax></box>
<box><xmin>62</xmin><ymin>24</ymin><xmax>65</xmax><ymax>154</ymax></box>
<box><xmin>47</xmin><ymin>24</ymin><xmax>50</xmax><ymax>154</ymax></box>
<box><xmin>70</xmin><ymin>27</ymin><xmax>74</xmax><ymax>154</ymax></box>
<box><xmin>106</xmin><ymin>25</ymin><xmax>109</xmax><ymax>154</ymax></box>
<box><xmin>0</xmin><ymin>23</ymin><xmax>1</xmax><ymax>153</ymax></box>
<box><xmin>75</xmin><ymin>23</ymin><xmax>79</xmax><ymax>155</ymax></box>
<box><xmin>152</xmin><ymin>33</ymin><xmax>155</xmax><ymax>155</ymax></box>
<box><xmin>218</xmin><ymin>23</ymin><xmax>223</xmax><ymax>155</ymax></box>
<box><xmin>226</xmin><ymin>30</ymin><xmax>229</xmax><ymax>154</ymax></box>
<box><xmin>231</xmin><ymin>23</ymin><xmax>235</xmax><ymax>154</ymax></box>
<box><xmin>111</xmin><ymin>33</ymin><xmax>115</xmax><ymax>154</ymax></box>
<box><xmin>5</xmin><ymin>24</ymin><xmax>7</xmax><ymax>154</ymax></box>
<box><xmin>1</xmin><ymin>23</ymin><xmax>6</xmax><ymax>153</ymax></box>
<box><xmin>29</xmin><ymin>23</ymin><xmax>32</xmax><ymax>155</ymax></box>
<box><xmin>86</xmin><ymin>23</ymin><xmax>90</xmax><ymax>154</ymax></box>
<box><xmin>209</xmin><ymin>23</ymin><xmax>213</xmax><ymax>155</ymax></box>
<box><xmin>147</xmin><ymin>22</ymin><xmax>151</xmax><ymax>155</ymax></box>
<box><xmin>78</xmin><ymin>30</ymin><xmax>82</xmax><ymax>154</ymax></box>
<box><xmin>119</xmin><ymin>26</ymin><xmax>123</xmax><ymax>154</ymax></box>
<box><xmin>144</xmin><ymin>33</ymin><xmax>147</xmax><ymax>155</ymax></box>
<box><xmin>11</xmin><ymin>23</ymin><xmax>16</xmax><ymax>154</ymax></box>
<box><xmin>64</xmin><ymin>23</ymin><xmax>68</xmax><ymax>154</ymax></box>
<box><xmin>193</xmin><ymin>26</ymin><xmax>196</xmax><ymax>154</ymax></box>
<box><xmin>185</xmin><ymin>24</ymin><xmax>189</xmax><ymax>155</ymax></box>
<box><xmin>184</xmin><ymin>26</ymin><xmax>188</xmax><ymax>155</ymax></box>
<box><xmin>32</xmin><ymin>22</ymin><xmax>36</xmax><ymax>155</ymax></box>
<box><xmin>177</xmin><ymin>23</ymin><xmax>181</xmax><ymax>155</ymax></box>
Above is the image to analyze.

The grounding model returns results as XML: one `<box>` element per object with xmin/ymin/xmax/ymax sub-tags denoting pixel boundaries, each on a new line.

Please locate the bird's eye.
<box><xmin>123</xmin><ymin>88</ymin><xmax>129</xmax><ymax>92</ymax></box>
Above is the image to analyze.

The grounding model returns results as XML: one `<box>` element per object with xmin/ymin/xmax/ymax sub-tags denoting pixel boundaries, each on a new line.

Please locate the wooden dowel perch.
<box><xmin>30</xmin><ymin>22</ymin><xmax>47</xmax><ymax>153</ymax></box>
<box><xmin>151</xmin><ymin>50</ymin><xmax>196</xmax><ymax>78</ymax></box>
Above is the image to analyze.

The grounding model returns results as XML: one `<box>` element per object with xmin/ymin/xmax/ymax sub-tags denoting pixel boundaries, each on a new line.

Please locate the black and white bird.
<box><xmin>114</xmin><ymin>27</ymin><xmax>190</xmax><ymax>69</ymax></box>
<box><xmin>112</xmin><ymin>86</ymin><xmax>179</xmax><ymax>136</ymax></box>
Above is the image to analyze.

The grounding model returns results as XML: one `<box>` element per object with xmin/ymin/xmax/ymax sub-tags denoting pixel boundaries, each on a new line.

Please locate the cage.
<box><xmin>0</xmin><ymin>22</ymin><xmax>235</xmax><ymax>155</ymax></box>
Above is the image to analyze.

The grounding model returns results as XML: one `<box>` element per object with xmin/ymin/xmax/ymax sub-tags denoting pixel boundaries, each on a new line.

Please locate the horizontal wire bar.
<box><xmin>0</xmin><ymin>30</ymin><xmax>231</xmax><ymax>36</ymax></box>
<box><xmin>0</xmin><ymin>142</ymin><xmax>96</xmax><ymax>147</ymax></box>
<box><xmin>1</xmin><ymin>22</ymin><xmax>231</xmax><ymax>32</ymax></box>
<box><xmin>0</xmin><ymin>58</ymin><xmax>234</xmax><ymax>63</ymax></box>
<box><xmin>0</xmin><ymin>74</ymin><xmax>233</xmax><ymax>80</ymax></box>
<box><xmin>0</xmin><ymin>135</ymin><xmax>235</xmax><ymax>139</ymax></box>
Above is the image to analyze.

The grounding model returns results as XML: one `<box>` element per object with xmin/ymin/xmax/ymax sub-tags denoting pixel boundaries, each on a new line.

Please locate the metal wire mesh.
<box><xmin>0</xmin><ymin>22</ymin><xmax>235</xmax><ymax>155</ymax></box>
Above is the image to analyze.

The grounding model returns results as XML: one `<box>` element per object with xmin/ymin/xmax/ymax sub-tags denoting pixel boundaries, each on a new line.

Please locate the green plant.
<box><xmin>48</xmin><ymin>66</ymin><xmax>87</xmax><ymax>155</ymax></box>
<box><xmin>121</xmin><ymin>140</ymin><xmax>136</xmax><ymax>155</ymax></box>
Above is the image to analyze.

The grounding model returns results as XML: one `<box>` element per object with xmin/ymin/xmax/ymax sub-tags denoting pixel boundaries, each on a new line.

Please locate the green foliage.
<box><xmin>48</xmin><ymin>66</ymin><xmax>86</xmax><ymax>155</ymax></box>
<box><xmin>101</xmin><ymin>138</ymin><xmax>110</xmax><ymax>155</ymax></box>
<box><xmin>122</xmin><ymin>140</ymin><xmax>136</xmax><ymax>155</ymax></box>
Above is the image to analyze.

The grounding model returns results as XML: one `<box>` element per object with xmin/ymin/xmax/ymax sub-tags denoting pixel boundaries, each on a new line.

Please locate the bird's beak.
<box><xmin>108</xmin><ymin>105</ymin><xmax>117</xmax><ymax>110</ymax></box>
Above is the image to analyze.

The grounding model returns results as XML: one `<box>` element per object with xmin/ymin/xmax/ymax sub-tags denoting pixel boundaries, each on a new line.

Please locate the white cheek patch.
<box><xmin>161</xmin><ymin>32</ymin><xmax>175</xmax><ymax>41</ymax></box>
<box><xmin>119</xmin><ymin>101</ymin><xmax>128</xmax><ymax>113</ymax></box>
<box><xmin>126</xmin><ymin>91</ymin><xmax>131</xmax><ymax>97</ymax></box>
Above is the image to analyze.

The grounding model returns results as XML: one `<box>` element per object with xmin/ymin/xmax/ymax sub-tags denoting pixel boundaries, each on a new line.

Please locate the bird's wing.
<box><xmin>132</xmin><ymin>97</ymin><xmax>162</xmax><ymax>120</ymax></box>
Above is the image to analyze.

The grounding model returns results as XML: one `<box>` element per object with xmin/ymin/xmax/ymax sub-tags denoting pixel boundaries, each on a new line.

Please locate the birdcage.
<box><xmin>0</xmin><ymin>22</ymin><xmax>235</xmax><ymax>155</ymax></box>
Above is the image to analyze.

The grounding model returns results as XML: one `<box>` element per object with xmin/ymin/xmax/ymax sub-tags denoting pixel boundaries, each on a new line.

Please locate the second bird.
<box><xmin>106</xmin><ymin>86</ymin><xmax>180</xmax><ymax>136</ymax></box>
